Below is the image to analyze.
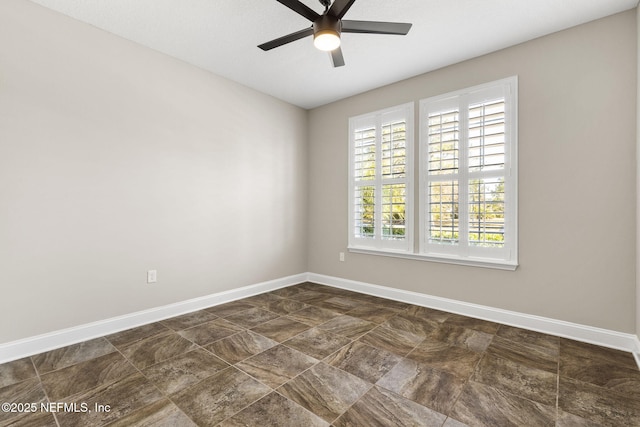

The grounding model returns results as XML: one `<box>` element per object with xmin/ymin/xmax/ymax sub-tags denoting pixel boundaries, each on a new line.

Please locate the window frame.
<box><xmin>348</xmin><ymin>102</ymin><xmax>415</xmax><ymax>253</ymax></box>
<box><xmin>418</xmin><ymin>76</ymin><xmax>518</xmax><ymax>269</ymax></box>
<box><xmin>347</xmin><ymin>77</ymin><xmax>518</xmax><ymax>271</ymax></box>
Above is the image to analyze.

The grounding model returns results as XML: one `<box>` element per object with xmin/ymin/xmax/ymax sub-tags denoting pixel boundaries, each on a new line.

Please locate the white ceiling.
<box><xmin>29</xmin><ymin>0</ymin><xmax>638</xmax><ymax>109</ymax></box>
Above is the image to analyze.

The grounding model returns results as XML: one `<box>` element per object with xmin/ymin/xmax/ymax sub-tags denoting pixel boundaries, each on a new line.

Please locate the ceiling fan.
<box><xmin>258</xmin><ymin>0</ymin><xmax>412</xmax><ymax>67</ymax></box>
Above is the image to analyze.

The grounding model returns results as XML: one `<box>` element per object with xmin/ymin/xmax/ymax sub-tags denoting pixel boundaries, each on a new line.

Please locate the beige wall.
<box><xmin>0</xmin><ymin>0</ymin><xmax>308</xmax><ymax>343</ymax></box>
<box><xmin>637</xmin><ymin>4</ymin><xmax>640</xmax><ymax>340</ymax></box>
<box><xmin>308</xmin><ymin>11</ymin><xmax>637</xmax><ymax>333</ymax></box>
<box><xmin>1</xmin><ymin>1</ymin><xmax>637</xmax><ymax>345</ymax></box>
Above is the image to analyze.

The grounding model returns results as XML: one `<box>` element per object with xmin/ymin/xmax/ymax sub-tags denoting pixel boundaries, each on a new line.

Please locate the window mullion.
<box><xmin>458</xmin><ymin>96</ymin><xmax>469</xmax><ymax>254</ymax></box>
<box><xmin>374</xmin><ymin>114</ymin><xmax>383</xmax><ymax>246</ymax></box>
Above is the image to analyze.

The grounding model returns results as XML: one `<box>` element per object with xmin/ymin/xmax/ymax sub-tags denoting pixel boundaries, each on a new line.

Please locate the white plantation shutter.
<box><xmin>347</xmin><ymin>78</ymin><xmax>517</xmax><ymax>270</ymax></box>
<box><xmin>426</xmin><ymin>105</ymin><xmax>460</xmax><ymax>248</ymax></box>
<box><xmin>349</xmin><ymin>103</ymin><xmax>414</xmax><ymax>251</ymax></box>
<box><xmin>420</xmin><ymin>77</ymin><xmax>517</xmax><ymax>266</ymax></box>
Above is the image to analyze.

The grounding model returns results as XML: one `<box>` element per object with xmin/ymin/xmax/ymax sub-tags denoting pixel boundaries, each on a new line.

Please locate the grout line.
<box><xmin>556</xmin><ymin>349</ymin><xmax>561</xmax><ymax>423</ymax></box>
<box><xmin>28</xmin><ymin>356</ymin><xmax>61</xmax><ymax>427</ymax></box>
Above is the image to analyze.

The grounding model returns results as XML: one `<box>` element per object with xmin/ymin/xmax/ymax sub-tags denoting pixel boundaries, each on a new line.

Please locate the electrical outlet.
<box><xmin>339</xmin><ymin>252</ymin><xmax>345</xmax><ymax>262</ymax></box>
<box><xmin>147</xmin><ymin>270</ymin><xmax>157</xmax><ymax>284</ymax></box>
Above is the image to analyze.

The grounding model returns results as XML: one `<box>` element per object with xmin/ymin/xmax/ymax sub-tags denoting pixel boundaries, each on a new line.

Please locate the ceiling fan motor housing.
<box><xmin>313</xmin><ymin>15</ymin><xmax>342</xmax><ymax>38</ymax></box>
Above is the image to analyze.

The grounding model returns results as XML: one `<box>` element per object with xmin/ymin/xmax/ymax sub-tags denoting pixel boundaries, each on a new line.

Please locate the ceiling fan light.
<box><xmin>314</xmin><ymin>30</ymin><xmax>341</xmax><ymax>51</ymax></box>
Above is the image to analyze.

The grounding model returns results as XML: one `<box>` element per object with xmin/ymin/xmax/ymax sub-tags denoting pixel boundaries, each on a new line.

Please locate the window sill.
<box><xmin>348</xmin><ymin>247</ymin><xmax>518</xmax><ymax>271</ymax></box>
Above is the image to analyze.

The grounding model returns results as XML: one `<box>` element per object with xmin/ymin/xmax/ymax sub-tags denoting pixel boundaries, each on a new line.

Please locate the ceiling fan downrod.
<box><xmin>319</xmin><ymin>0</ymin><xmax>331</xmax><ymax>13</ymax></box>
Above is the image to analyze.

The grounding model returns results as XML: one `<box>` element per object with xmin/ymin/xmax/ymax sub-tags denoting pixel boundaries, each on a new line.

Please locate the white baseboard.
<box><xmin>0</xmin><ymin>273</ymin><xmax>306</xmax><ymax>364</ymax></box>
<box><xmin>2</xmin><ymin>271</ymin><xmax>639</xmax><ymax>370</ymax></box>
<box><xmin>308</xmin><ymin>272</ymin><xmax>640</xmax><ymax>368</ymax></box>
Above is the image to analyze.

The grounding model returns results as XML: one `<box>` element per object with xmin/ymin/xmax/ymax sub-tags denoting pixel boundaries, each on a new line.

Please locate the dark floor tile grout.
<box><xmin>27</xmin><ymin>355</ymin><xmax>61</xmax><ymax>427</ymax></box>
<box><xmin>327</xmin><ymin>381</ymin><xmax>376</xmax><ymax>426</ymax></box>
<box><xmin>555</xmin><ymin>346</ymin><xmax>561</xmax><ymax>424</ymax></box>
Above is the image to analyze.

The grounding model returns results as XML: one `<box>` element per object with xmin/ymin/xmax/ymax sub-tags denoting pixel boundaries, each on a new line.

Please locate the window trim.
<box><xmin>348</xmin><ymin>247</ymin><xmax>518</xmax><ymax>270</ymax></box>
<box><xmin>418</xmin><ymin>76</ymin><xmax>518</xmax><ymax>268</ymax></box>
<box><xmin>348</xmin><ymin>102</ymin><xmax>414</xmax><ymax>253</ymax></box>
<box><xmin>346</xmin><ymin>77</ymin><xmax>518</xmax><ymax>271</ymax></box>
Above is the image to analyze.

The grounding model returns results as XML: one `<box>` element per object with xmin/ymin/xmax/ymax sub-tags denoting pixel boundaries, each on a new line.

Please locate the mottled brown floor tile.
<box><xmin>286</xmin><ymin>306</ymin><xmax>342</xmax><ymax>326</ymax></box>
<box><xmin>559</xmin><ymin>376</ymin><xmax>640</xmax><ymax>426</ymax></box>
<box><xmin>106</xmin><ymin>322</ymin><xmax>171</xmax><ymax>348</ymax></box>
<box><xmin>279</xmin><ymin>362</ymin><xmax>371</xmax><ymax>423</ymax></box>
<box><xmin>320</xmin><ymin>288</ymin><xmax>363</xmax><ymax>299</ymax></box>
<box><xmin>159</xmin><ymin>310</ymin><xmax>218</xmax><ymax>330</ymax></box>
<box><xmin>443</xmin><ymin>417</ymin><xmax>470</xmax><ymax>427</ymax></box>
<box><xmin>236</xmin><ymin>345</ymin><xmax>317</xmax><ymax>389</ymax></box>
<box><xmin>292</xmin><ymin>282</ymin><xmax>334</xmax><ymax>293</ymax></box>
<box><xmin>556</xmin><ymin>410</ymin><xmax>605</xmax><ymax>427</ymax></box>
<box><xmin>251</xmin><ymin>317</ymin><xmax>312</xmax><ymax>342</ymax></box>
<box><xmin>345</xmin><ymin>305</ymin><xmax>400</xmax><ymax>323</ymax></box>
<box><xmin>317</xmin><ymin>315</ymin><xmax>376</xmax><ymax>340</ymax></box>
<box><xmin>271</xmin><ymin>285</ymin><xmax>309</xmax><ymax>298</ymax></box>
<box><xmin>206</xmin><ymin>301</ymin><xmax>257</xmax><ymax>317</ymax></box>
<box><xmin>403</xmin><ymin>305</ymin><xmax>451</xmax><ymax>323</ymax></box>
<box><xmin>406</xmin><ymin>341</ymin><xmax>482</xmax><ymax>380</ymax></box>
<box><xmin>40</xmin><ymin>351</ymin><xmax>137</xmax><ymax>401</ymax></box>
<box><xmin>352</xmin><ymin>295</ymin><xmax>410</xmax><ymax>310</ymax></box>
<box><xmin>385</xmin><ymin>315</ymin><xmax>440</xmax><ymax>340</ymax></box>
<box><xmin>263</xmin><ymin>298</ymin><xmax>309</xmax><ymax>315</ymax></box>
<box><xmin>0</xmin><ymin>378</ymin><xmax>47</xmax><ymax>424</ymax></box>
<box><xmin>560</xmin><ymin>338</ymin><xmax>637</xmax><ymax>370</ymax></box>
<box><xmin>107</xmin><ymin>398</ymin><xmax>197</xmax><ymax>427</ymax></box>
<box><xmin>560</xmin><ymin>351</ymin><xmax>640</xmax><ymax>394</ymax></box>
<box><xmin>496</xmin><ymin>325</ymin><xmax>559</xmax><ymax>358</ymax></box>
<box><xmin>315</xmin><ymin>296</ymin><xmax>362</xmax><ymax>314</ymax></box>
<box><xmin>0</xmin><ymin>357</ymin><xmax>36</xmax><ymax>388</ymax></box>
<box><xmin>284</xmin><ymin>328</ymin><xmax>351</xmax><ymax>360</ymax></box>
<box><xmin>325</xmin><ymin>341</ymin><xmax>402</xmax><ymax>384</ymax></box>
<box><xmin>218</xmin><ymin>391</ymin><xmax>329</xmax><ymax>427</ymax></box>
<box><xmin>9</xmin><ymin>285</ymin><xmax>639</xmax><ymax>426</ymax></box>
<box><xmin>121</xmin><ymin>332</ymin><xmax>198</xmax><ymax>370</ymax></box>
<box><xmin>224</xmin><ymin>307</ymin><xmax>280</xmax><ymax>329</ymax></box>
<box><xmin>358</xmin><ymin>318</ymin><xmax>424</xmax><ymax>356</ymax></box>
<box><xmin>289</xmin><ymin>290</ymin><xmax>335</xmax><ymax>305</ymax></box>
<box><xmin>429</xmin><ymin>324</ymin><xmax>493</xmax><ymax>353</ymax></box>
<box><xmin>241</xmin><ymin>293</ymin><xmax>285</xmax><ymax>308</ymax></box>
<box><xmin>334</xmin><ymin>385</ymin><xmax>447</xmax><ymax>427</ymax></box>
<box><xmin>377</xmin><ymin>358</ymin><xmax>465</xmax><ymax>414</ymax></box>
<box><xmin>450</xmin><ymin>381</ymin><xmax>556</xmax><ymax>427</ymax></box>
<box><xmin>0</xmin><ymin>411</ymin><xmax>58</xmax><ymax>427</ymax></box>
<box><xmin>178</xmin><ymin>318</ymin><xmax>244</xmax><ymax>346</ymax></box>
<box><xmin>472</xmin><ymin>354</ymin><xmax>557</xmax><ymax>406</ymax></box>
<box><xmin>443</xmin><ymin>313</ymin><xmax>500</xmax><ymax>334</ymax></box>
<box><xmin>205</xmin><ymin>330</ymin><xmax>278</xmax><ymax>364</ymax></box>
<box><xmin>31</xmin><ymin>337</ymin><xmax>116</xmax><ymax>375</ymax></box>
<box><xmin>55</xmin><ymin>373</ymin><xmax>164</xmax><ymax>427</ymax></box>
<box><xmin>142</xmin><ymin>348</ymin><xmax>229</xmax><ymax>394</ymax></box>
<box><xmin>171</xmin><ymin>367</ymin><xmax>271</xmax><ymax>427</ymax></box>
<box><xmin>486</xmin><ymin>335</ymin><xmax>558</xmax><ymax>373</ymax></box>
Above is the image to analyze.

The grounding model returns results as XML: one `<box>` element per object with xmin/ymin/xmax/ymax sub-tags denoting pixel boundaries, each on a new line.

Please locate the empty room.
<box><xmin>1</xmin><ymin>0</ymin><xmax>640</xmax><ymax>425</ymax></box>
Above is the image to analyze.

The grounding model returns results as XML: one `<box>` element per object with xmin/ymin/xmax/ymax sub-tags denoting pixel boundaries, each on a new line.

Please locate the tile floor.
<box><xmin>1</xmin><ymin>282</ymin><xmax>640</xmax><ymax>426</ymax></box>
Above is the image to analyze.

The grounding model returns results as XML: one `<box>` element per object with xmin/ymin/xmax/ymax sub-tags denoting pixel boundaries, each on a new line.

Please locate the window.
<box><xmin>420</xmin><ymin>77</ymin><xmax>517</xmax><ymax>268</ymax></box>
<box><xmin>348</xmin><ymin>103</ymin><xmax>414</xmax><ymax>252</ymax></box>
<box><xmin>348</xmin><ymin>77</ymin><xmax>517</xmax><ymax>270</ymax></box>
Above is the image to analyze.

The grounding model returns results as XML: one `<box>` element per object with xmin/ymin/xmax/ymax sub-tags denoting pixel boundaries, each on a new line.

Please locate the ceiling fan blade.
<box><xmin>258</xmin><ymin>27</ymin><xmax>314</xmax><ymax>51</ymax></box>
<box><xmin>276</xmin><ymin>0</ymin><xmax>320</xmax><ymax>22</ymax></box>
<box><xmin>330</xmin><ymin>46</ymin><xmax>345</xmax><ymax>67</ymax></box>
<box><xmin>341</xmin><ymin>20</ymin><xmax>412</xmax><ymax>35</ymax></box>
<box><xmin>328</xmin><ymin>0</ymin><xmax>357</xmax><ymax>20</ymax></box>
